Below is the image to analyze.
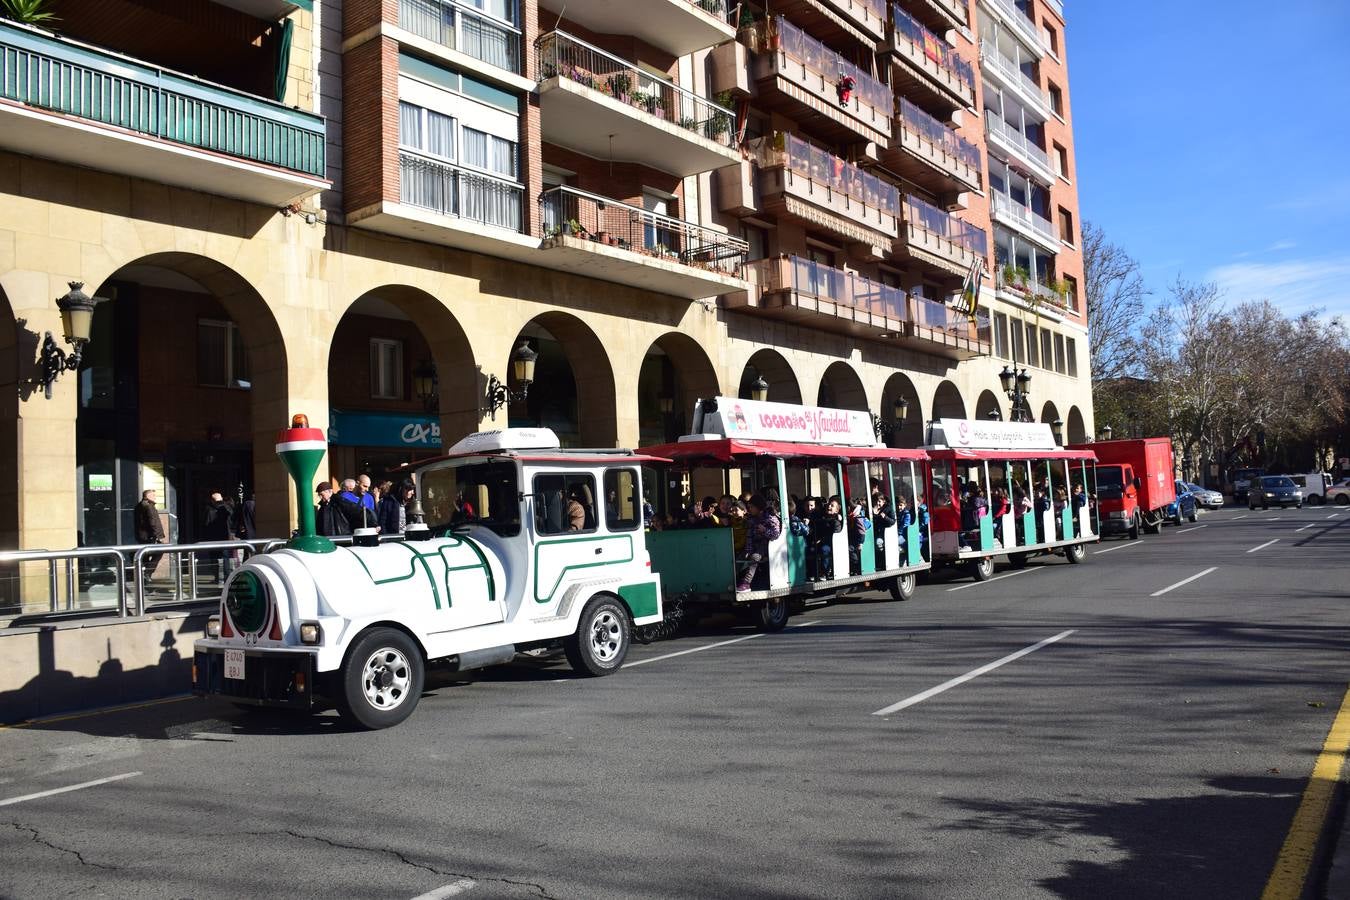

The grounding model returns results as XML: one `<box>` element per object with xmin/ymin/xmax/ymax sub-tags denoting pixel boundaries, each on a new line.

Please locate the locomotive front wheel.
<box><xmin>565</xmin><ymin>595</ymin><xmax>631</xmax><ymax>676</ymax></box>
<box><xmin>888</xmin><ymin>573</ymin><xmax>916</xmax><ymax>602</ymax></box>
<box><xmin>754</xmin><ymin>597</ymin><xmax>790</xmax><ymax>632</ymax></box>
<box><xmin>338</xmin><ymin>628</ymin><xmax>424</xmax><ymax>730</ymax></box>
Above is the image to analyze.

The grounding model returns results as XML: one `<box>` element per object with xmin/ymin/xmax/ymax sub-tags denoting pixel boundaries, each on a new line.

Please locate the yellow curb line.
<box><xmin>0</xmin><ymin>694</ymin><xmax>194</xmax><ymax>730</ymax></box>
<box><xmin>1262</xmin><ymin>683</ymin><xmax>1350</xmax><ymax>900</ymax></box>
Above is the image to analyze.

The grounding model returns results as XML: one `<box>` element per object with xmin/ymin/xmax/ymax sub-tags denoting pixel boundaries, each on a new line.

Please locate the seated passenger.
<box><xmin>847</xmin><ymin>497</ymin><xmax>871</xmax><ymax>575</ymax></box>
<box><xmin>809</xmin><ymin>496</ymin><xmax>843</xmax><ymax>581</ymax></box>
<box><xmin>566</xmin><ymin>487</ymin><xmax>588</xmax><ymax>531</ymax></box>
<box><xmin>736</xmin><ymin>494</ymin><xmax>782</xmax><ymax>592</ymax></box>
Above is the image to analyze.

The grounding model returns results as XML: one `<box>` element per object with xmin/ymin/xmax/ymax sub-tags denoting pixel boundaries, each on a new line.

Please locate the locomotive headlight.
<box><xmin>299</xmin><ymin>622</ymin><xmax>322</xmax><ymax>645</ymax></box>
<box><xmin>206</xmin><ymin>616</ymin><xmax>221</xmax><ymax>638</ymax></box>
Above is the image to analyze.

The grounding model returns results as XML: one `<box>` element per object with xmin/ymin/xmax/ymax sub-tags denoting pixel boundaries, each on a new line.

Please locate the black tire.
<box><xmin>1338</xmin><ymin>494</ymin><xmax>1350</xmax><ymax>506</ymax></box>
<box><xmin>971</xmin><ymin>556</ymin><xmax>995</xmax><ymax>581</ymax></box>
<box><xmin>338</xmin><ymin>627</ymin><xmax>424</xmax><ymax>730</ymax></box>
<box><xmin>1128</xmin><ymin>516</ymin><xmax>1140</xmax><ymax>540</ymax></box>
<box><xmin>564</xmin><ymin>594</ymin><xmax>631</xmax><ymax>676</ymax></box>
<box><xmin>1007</xmin><ymin>552</ymin><xmax>1030</xmax><ymax>569</ymax></box>
<box><xmin>888</xmin><ymin>573</ymin><xmax>916</xmax><ymax>602</ymax></box>
<box><xmin>1172</xmin><ymin>508</ymin><xmax>1184</xmax><ymax>526</ymax></box>
<box><xmin>1188</xmin><ymin>511</ymin><xmax>1198</xmax><ymax>523</ymax></box>
<box><xmin>1262</xmin><ymin>504</ymin><xmax>1269</xmax><ymax>510</ymax></box>
<box><xmin>1143</xmin><ymin>514</ymin><xmax>1162</xmax><ymax>535</ymax></box>
<box><xmin>754</xmin><ymin>596</ymin><xmax>790</xmax><ymax>632</ymax></box>
<box><xmin>1064</xmin><ymin>542</ymin><xmax>1086</xmax><ymax>564</ymax></box>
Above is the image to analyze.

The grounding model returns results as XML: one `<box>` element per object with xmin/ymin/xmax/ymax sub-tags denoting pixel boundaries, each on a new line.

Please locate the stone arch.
<box><xmin>975</xmin><ymin>389</ymin><xmax>1003</xmax><ymax>421</ymax></box>
<box><xmin>739</xmin><ymin>349</ymin><xmax>801</xmax><ymax>404</ymax></box>
<box><xmin>638</xmin><ymin>332</ymin><xmax>720</xmax><ymax>444</ymax></box>
<box><xmin>816</xmin><ymin>361</ymin><xmax>869</xmax><ymax>412</ymax></box>
<box><xmin>1066</xmin><ymin>406</ymin><xmax>1087</xmax><ymax>445</ymax></box>
<box><xmin>510</xmin><ymin>311</ymin><xmax>617</xmax><ymax>447</ymax></box>
<box><xmin>879</xmin><ymin>372</ymin><xmax>924</xmax><ymax>448</ymax></box>
<box><xmin>1040</xmin><ymin>400</ymin><xmax>1060</xmax><ymax>429</ymax></box>
<box><xmin>932</xmin><ymin>380</ymin><xmax>966</xmax><ymax>421</ymax></box>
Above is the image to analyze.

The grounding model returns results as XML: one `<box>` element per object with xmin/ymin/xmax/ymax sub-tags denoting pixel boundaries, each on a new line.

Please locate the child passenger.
<box><xmin>737</xmin><ymin>495</ymin><xmax>781</xmax><ymax>593</ymax></box>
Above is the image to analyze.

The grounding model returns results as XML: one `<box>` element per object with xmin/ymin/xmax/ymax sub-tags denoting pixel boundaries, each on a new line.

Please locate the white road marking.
<box><xmin>946</xmin><ymin>568</ymin><xmax>1036</xmax><ymax>592</ymax></box>
<box><xmin>0</xmin><ymin>772</ymin><xmax>141</xmax><ymax>807</ymax></box>
<box><xmin>1093</xmin><ymin>541</ymin><xmax>1140</xmax><ymax>555</ymax></box>
<box><xmin>1151</xmin><ymin>567</ymin><xmax>1219</xmax><ymax>597</ymax></box>
<box><xmin>871</xmin><ymin>630</ymin><xmax>1076</xmax><ymax>717</ymax></box>
<box><xmin>1247</xmin><ymin>539</ymin><xmax>1280</xmax><ymax>554</ymax></box>
<box><xmin>1268</xmin><ymin>517</ymin><xmax>1282</xmax><ymax>521</ymax></box>
<box><xmin>1296</xmin><ymin>524</ymin><xmax>1316</xmax><ymax>533</ymax></box>
<box><xmin>411</xmin><ymin>879</ymin><xmax>476</xmax><ymax>900</ymax></box>
<box><xmin>1232</xmin><ymin>514</ymin><xmax>1249</xmax><ymax>520</ymax></box>
<box><xmin>1329</xmin><ymin>513</ymin><xmax>1340</xmax><ymax>520</ymax></box>
<box><xmin>1176</xmin><ymin>525</ymin><xmax>1208</xmax><ymax>534</ymax></box>
<box><xmin>626</xmin><ymin>633</ymin><xmax>765</xmax><ymax>667</ymax></box>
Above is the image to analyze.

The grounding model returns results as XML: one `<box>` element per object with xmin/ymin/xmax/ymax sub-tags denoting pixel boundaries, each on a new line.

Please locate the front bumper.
<box><xmin>193</xmin><ymin>647</ymin><xmax>318</xmax><ymax>709</ymax></box>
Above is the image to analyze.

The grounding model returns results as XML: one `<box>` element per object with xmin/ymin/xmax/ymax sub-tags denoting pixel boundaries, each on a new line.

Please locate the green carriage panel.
<box><xmin>1061</xmin><ymin>507</ymin><xmax>1076</xmax><ymax>540</ymax></box>
<box><xmin>787</xmin><ymin>533</ymin><xmax>808</xmax><ymax>585</ymax></box>
<box><xmin>647</xmin><ymin>528</ymin><xmax>736</xmax><ymax>594</ymax></box>
<box><xmin>906</xmin><ymin>523</ymin><xmax>922</xmax><ymax>566</ymax></box>
<box><xmin>979</xmin><ymin>516</ymin><xmax>994</xmax><ymax>552</ymax></box>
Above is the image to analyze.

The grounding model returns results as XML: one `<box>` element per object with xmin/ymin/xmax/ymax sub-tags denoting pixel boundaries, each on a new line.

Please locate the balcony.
<box><xmin>752</xmin><ymin>17</ymin><xmax>892</xmax><ymax>148</ymax></box>
<box><xmin>981</xmin><ymin>0</ymin><xmax>1045</xmax><ymax>58</ymax></box>
<box><xmin>884</xmin><ymin>97</ymin><xmax>982</xmax><ymax>193</ymax></box>
<box><xmin>535</xmin><ymin>31</ymin><xmax>741</xmax><ymax>178</ymax></box>
<box><xmin>397</xmin><ymin>0</ymin><xmax>522</xmax><ymax>77</ymax></box>
<box><xmin>749</xmin><ymin>133</ymin><xmax>899</xmax><ymax>255</ymax></box>
<box><xmin>211</xmin><ymin>0</ymin><xmax>312</xmax><ymax>19</ymax></box>
<box><xmin>906</xmin><ymin>0</ymin><xmax>970</xmax><ymax>32</ymax></box>
<box><xmin>994</xmin><ymin>266</ymin><xmax>1072</xmax><ymax>315</ymax></box>
<box><xmin>888</xmin><ymin>6</ymin><xmax>975</xmax><ymax>111</ymax></box>
<box><xmin>538</xmin><ymin>186</ymin><xmax>749</xmax><ymax>299</ymax></box>
<box><xmin>787</xmin><ymin>0</ymin><xmax>889</xmax><ymax>44</ymax></box>
<box><xmin>0</xmin><ymin>20</ymin><xmax>326</xmax><ymax>206</ymax></box>
<box><xmin>990</xmin><ymin>192</ymin><xmax>1057</xmax><ymax>249</ymax></box>
<box><xmin>348</xmin><ymin>152</ymin><xmax>539</xmax><ymax>258</ymax></box>
<box><xmin>983</xmin><ymin>111</ymin><xmax>1054</xmax><ymax>184</ymax></box>
<box><xmin>537</xmin><ymin>0</ymin><xmax>734</xmax><ymax>57</ymax></box>
<box><xmin>895</xmin><ymin>195</ymin><xmax>988</xmax><ymax>277</ymax></box>
<box><xmin>734</xmin><ymin>256</ymin><xmax>989</xmax><ymax>358</ymax></box>
<box><xmin>979</xmin><ymin>40</ymin><xmax>1049</xmax><ymax>119</ymax></box>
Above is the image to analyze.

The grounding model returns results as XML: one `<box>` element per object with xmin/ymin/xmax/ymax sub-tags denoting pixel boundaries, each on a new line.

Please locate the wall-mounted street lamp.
<box><xmin>750</xmin><ymin>375</ymin><xmax>769</xmax><ymax>403</ymax></box>
<box><xmin>485</xmin><ymin>339</ymin><xmax>539</xmax><ymax>419</ymax></box>
<box><xmin>987</xmin><ymin>409</ymin><xmax>1002</xmax><ymax>421</ymax></box>
<box><xmin>872</xmin><ymin>396</ymin><xmax>910</xmax><ymax>441</ymax></box>
<box><xmin>998</xmin><ymin>365</ymin><xmax>1032</xmax><ymax>422</ymax></box>
<box><xmin>1052</xmin><ymin>417</ymin><xmax>1064</xmax><ymax>445</ymax></box>
<box><xmin>413</xmin><ymin>360</ymin><xmax>438</xmax><ymax>413</ymax></box>
<box><xmin>31</xmin><ymin>282</ymin><xmax>102</xmax><ymax>400</ymax></box>
<box><xmin>1101</xmin><ymin>424</ymin><xmax>1114</xmax><ymax>441</ymax></box>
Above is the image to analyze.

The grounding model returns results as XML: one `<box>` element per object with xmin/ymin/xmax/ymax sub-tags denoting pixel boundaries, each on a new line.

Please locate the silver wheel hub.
<box><xmin>589</xmin><ymin>610</ymin><xmax>622</xmax><ymax>662</ymax></box>
<box><xmin>361</xmin><ymin>647</ymin><xmax>411</xmax><ymax>710</ymax></box>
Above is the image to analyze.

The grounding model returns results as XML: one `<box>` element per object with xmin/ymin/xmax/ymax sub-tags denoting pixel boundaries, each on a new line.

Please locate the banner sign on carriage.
<box><xmin>695</xmin><ymin>397</ymin><xmax>878</xmax><ymax>447</ymax></box>
<box><xmin>935</xmin><ymin>418</ymin><xmax>1057</xmax><ymax>450</ymax></box>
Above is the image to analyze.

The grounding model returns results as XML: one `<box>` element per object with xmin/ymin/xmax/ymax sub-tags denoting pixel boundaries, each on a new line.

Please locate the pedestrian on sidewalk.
<box><xmin>135</xmin><ymin>489</ymin><xmax>166</xmax><ymax>579</ymax></box>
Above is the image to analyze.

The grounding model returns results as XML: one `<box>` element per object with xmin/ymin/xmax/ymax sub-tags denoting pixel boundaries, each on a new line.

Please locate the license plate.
<box><xmin>224</xmin><ymin>649</ymin><xmax>245</xmax><ymax>681</ymax></box>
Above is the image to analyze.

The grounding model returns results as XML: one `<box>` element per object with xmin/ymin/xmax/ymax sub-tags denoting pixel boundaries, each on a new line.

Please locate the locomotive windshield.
<box><xmin>420</xmin><ymin>460</ymin><xmax>522</xmax><ymax>537</ymax></box>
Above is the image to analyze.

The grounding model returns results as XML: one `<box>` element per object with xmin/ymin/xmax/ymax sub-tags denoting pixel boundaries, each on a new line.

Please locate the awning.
<box><xmin>927</xmin><ymin>448</ymin><xmax>1098</xmax><ymax>462</ymax></box>
<box><xmin>781</xmin><ymin>196</ymin><xmax>889</xmax><ymax>252</ymax></box>
<box><xmin>639</xmin><ymin>438</ymin><xmax>929</xmax><ymax>464</ymax></box>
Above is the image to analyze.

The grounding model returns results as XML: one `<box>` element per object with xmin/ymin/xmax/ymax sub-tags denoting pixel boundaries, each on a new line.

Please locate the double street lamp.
<box><xmin>998</xmin><ymin>365</ymin><xmax>1032</xmax><ymax>423</ymax></box>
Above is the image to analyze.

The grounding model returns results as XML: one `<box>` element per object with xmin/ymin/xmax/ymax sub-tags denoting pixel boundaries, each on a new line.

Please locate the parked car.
<box><xmin>1289</xmin><ymin>473</ymin><xmax>1336</xmax><ymax>505</ymax></box>
<box><xmin>1328</xmin><ymin>479</ymin><xmax>1350</xmax><ymax>506</ymax></box>
<box><xmin>1248</xmin><ymin>475</ymin><xmax>1303</xmax><ymax>510</ymax></box>
<box><xmin>1165</xmin><ymin>480</ymin><xmax>1199</xmax><ymax>525</ymax></box>
<box><xmin>1185</xmin><ymin>482</ymin><xmax>1224</xmax><ymax>510</ymax></box>
<box><xmin>1232</xmin><ymin>467</ymin><xmax>1265</xmax><ymax>504</ymax></box>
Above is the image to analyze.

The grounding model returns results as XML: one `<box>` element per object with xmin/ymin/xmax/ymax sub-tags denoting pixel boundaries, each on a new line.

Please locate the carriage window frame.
<box><xmin>604</xmin><ymin>468</ymin><xmax>642</xmax><ymax>532</ymax></box>
<box><xmin>533</xmin><ymin>472</ymin><xmax>599</xmax><ymax>535</ymax></box>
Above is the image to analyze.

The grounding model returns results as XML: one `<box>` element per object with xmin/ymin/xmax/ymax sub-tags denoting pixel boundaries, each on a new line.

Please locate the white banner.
<box><xmin>938</xmin><ymin>418</ymin><xmax>1057</xmax><ymax>450</ymax></box>
<box><xmin>699</xmin><ymin>397</ymin><xmax>878</xmax><ymax>447</ymax></box>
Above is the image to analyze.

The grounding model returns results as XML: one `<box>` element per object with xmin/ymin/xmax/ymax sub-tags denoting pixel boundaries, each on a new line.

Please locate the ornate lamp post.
<box><xmin>31</xmin><ymin>282</ymin><xmax>102</xmax><ymax>400</ymax></box>
<box><xmin>998</xmin><ymin>365</ymin><xmax>1032</xmax><ymax>422</ymax></box>
<box><xmin>485</xmin><ymin>340</ymin><xmax>539</xmax><ymax>419</ymax></box>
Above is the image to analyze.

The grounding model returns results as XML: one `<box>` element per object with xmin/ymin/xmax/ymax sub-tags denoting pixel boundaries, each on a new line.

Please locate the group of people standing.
<box><xmin>133</xmin><ymin>487</ymin><xmax>258</xmax><ymax>584</ymax></box>
<box><xmin>315</xmin><ymin>474</ymin><xmax>417</xmax><ymax>536</ymax></box>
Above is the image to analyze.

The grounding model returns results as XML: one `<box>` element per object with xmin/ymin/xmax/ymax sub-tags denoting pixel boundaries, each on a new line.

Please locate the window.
<box><xmin>1064</xmin><ymin>274</ymin><xmax>1079</xmax><ymax>312</ymax></box>
<box><xmin>370</xmin><ymin>338</ymin><xmax>404</xmax><ymax>400</ymax></box>
<box><xmin>1040</xmin><ymin>329</ymin><xmax>1054</xmax><ymax>369</ymax></box>
<box><xmin>399</xmin><ymin>102</ymin><xmax>456</xmax><ymax>160</ymax></box>
<box><xmin>534</xmin><ymin>472</ymin><xmax>597</xmax><ymax>534</ymax></box>
<box><xmin>1054</xmin><ymin>333</ymin><xmax>1066</xmax><ymax>374</ymax></box>
<box><xmin>197</xmin><ymin>319</ymin><xmax>250</xmax><ymax>389</ymax></box>
<box><xmin>1053</xmin><ymin>142</ymin><xmax>1069</xmax><ymax>178</ymax></box>
<box><xmin>1066</xmin><ymin>336</ymin><xmax>1078</xmax><ymax>377</ymax></box>
<box><xmin>461</xmin><ymin>127</ymin><xmax>517</xmax><ymax>177</ymax></box>
<box><xmin>1048</xmin><ymin>82</ymin><xmax>1063</xmax><ymax>117</ymax></box>
<box><xmin>742</xmin><ymin>224</ymin><xmax>769</xmax><ymax>261</ymax></box>
<box><xmin>420</xmin><ymin>460</ymin><xmax>521</xmax><ymax>536</ymax></box>
<box><xmin>604</xmin><ymin>469</ymin><xmax>641</xmax><ymax>531</ymax></box>
<box><xmin>1024</xmin><ymin>322</ymin><xmax>1039</xmax><ymax>366</ymax></box>
<box><xmin>1042</xmin><ymin>23</ymin><xmax>1058</xmax><ymax>56</ymax></box>
<box><xmin>993</xmin><ymin>312</ymin><xmax>1009</xmax><ymax>359</ymax></box>
<box><xmin>1011</xmin><ymin>318</ymin><xmax>1026</xmax><ymax>363</ymax></box>
<box><xmin>1058</xmin><ymin>207</ymin><xmax>1075</xmax><ymax>245</ymax></box>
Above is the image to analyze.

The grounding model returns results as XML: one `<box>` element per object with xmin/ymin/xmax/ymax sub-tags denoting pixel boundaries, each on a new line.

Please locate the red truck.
<box><xmin>1068</xmin><ymin>437</ymin><xmax>1177</xmax><ymax>539</ymax></box>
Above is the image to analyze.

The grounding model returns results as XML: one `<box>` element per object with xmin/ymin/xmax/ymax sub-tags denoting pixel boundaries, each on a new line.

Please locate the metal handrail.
<box><xmin>983</xmin><ymin>0</ymin><xmax>1044</xmax><ymax>53</ymax></box>
<box><xmin>898</xmin><ymin>98</ymin><xmax>982</xmax><ymax>171</ymax></box>
<box><xmin>984</xmin><ymin>110</ymin><xmax>1051</xmax><ymax>172</ymax></box>
<box><xmin>0</xmin><ymin>547</ymin><xmax>129</xmax><ymax>616</ymax></box>
<box><xmin>991</xmin><ymin>192</ymin><xmax>1056</xmax><ymax>243</ymax></box>
<box><xmin>979</xmin><ymin>39</ymin><xmax>1049</xmax><ymax>111</ymax></box>
<box><xmin>890</xmin><ymin>4</ymin><xmax>974</xmax><ymax>90</ymax></box>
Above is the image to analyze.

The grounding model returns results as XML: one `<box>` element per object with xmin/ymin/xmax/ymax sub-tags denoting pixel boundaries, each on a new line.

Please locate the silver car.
<box><xmin>1185</xmin><ymin>482</ymin><xmax>1223</xmax><ymax>509</ymax></box>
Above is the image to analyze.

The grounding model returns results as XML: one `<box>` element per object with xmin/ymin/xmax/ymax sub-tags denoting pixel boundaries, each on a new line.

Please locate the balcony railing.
<box><xmin>750</xmin><ymin>255</ymin><xmax>909</xmax><ymax>319</ymax></box>
<box><xmin>905</xmin><ymin>195</ymin><xmax>987</xmax><ymax>256</ymax></box>
<box><xmin>891</xmin><ymin>5</ymin><xmax>975</xmax><ymax>92</ymax></box>
<box><xmin>769</xmin><ymin>16</ymin><xmax>891</xmax><ymax>120</ymax></box>
<box><xmin>914</xmin><ymin>293</ymin><xmax>990</xmax><ymax>342</ymax></box>
<box><xmin>898</xmin><ymin>98</ymin><xmax>981</xmax><ymax>171</ymax></box>
<box><xmin>535</xmin><ymin>31</ymin><xmax>738</xmax><ymax>149</ymax></box>
<box><xmin>984</xmin><ymin>0</ymin><xmax>1043</xmax><ymax>53</ymax></box>
<box><xmin>398</xmin><ymin>0</ymin><xmax>522</xmax><ymax>73</ymax></box>
<box><xmin>979</xmin><ymin>40</ymin><xmax>1048</xmax><ymax>111</ymax></box>
<box><xmin>984</xmin><ymin>110</ymin><xmax>1050</xmax><ymax>172</ymax></box>
<box><xmin>750</xmin><ymin>132</ymin><xmax>900</xmax><ymax>214</ymax></box>
<box><xmin>991</xmin><ymin>192</ymin><xmax>1056</xmax><ymax>244</ymax></box>
<box><xmin>995</xmin><ymin>266</ymin><xmax>1068</xmax><ymax>308</ymax></box>
<box><xmin>540</xmin><ymin>186</ymin><xmax>748</xmax><ymax>276</ymax></box>
<box><xmin>0</xmin><ymin>20</ymin><xmax>325</xmax><ymax>178</ymax></box>
<box><xmin>688</xmin><ymin>0</ymin><xmax>730</xmax><ymax>19</ymax></box>
<box><xmin>400</xmin><ymin>152</ymin><xmax>524</xmax><ymax>231</ymax></box>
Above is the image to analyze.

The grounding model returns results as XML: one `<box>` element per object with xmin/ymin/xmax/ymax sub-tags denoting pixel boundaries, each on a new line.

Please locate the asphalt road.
<box><xmin>2</xmin><ymin>505</ymin><xmax>1348</xmax><ymax>899</ymax></box>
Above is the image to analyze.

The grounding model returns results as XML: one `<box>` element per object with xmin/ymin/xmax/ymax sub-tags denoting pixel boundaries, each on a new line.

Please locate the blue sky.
<box><xmin>1066</xmin><ymin>0</ymin><xmax>1350</xmax><ymax>319</ymax></box>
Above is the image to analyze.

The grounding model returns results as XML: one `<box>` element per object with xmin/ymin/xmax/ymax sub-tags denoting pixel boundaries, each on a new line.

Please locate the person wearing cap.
<box><xmin>316</xmin><ymin>482</ymin><xmax>352</xmax><ymax>536</ymax></box>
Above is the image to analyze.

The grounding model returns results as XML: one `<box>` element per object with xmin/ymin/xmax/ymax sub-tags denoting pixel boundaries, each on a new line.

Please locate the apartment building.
<box><xmin>0</xmin><ymin>0</ymin><xmax>1090</xmax><ymax>562</ymax></box>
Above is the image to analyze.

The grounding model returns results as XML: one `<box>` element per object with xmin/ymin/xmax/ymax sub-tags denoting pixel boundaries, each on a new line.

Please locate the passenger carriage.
<box><xmin>640</xmin><ymin>397</ymin><xmax>932</xmax><ymax>630</ymax></box>
<box><xmin>924</xmin><ymin>418</ymin><xmax>1098</xmax><ymax>580</ymax></box>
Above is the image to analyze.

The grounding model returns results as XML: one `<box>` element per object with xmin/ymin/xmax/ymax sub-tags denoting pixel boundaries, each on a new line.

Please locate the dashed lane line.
<box><xmin>946</xmin><ymin>568</ymin><xmax>1037</xmax><ymax>592</ymax></box>
<box><xmin>1093</xmin><ymin>541</ymin><xmax>1141</xmax><ymax>555</ymax></box>
<box><xmin>625</xmin><ymin>619</ymin><xmax>820</xmax><ymax>669</ymax></box>
<box><xmin>0</xmin><ymin>772</ymin><xmax>142</xmax><ymax>807</ymax></box>
<box><xmin>1150</xmin><ymin>567</ymin><xmax>1219</xmax><ymax>598</ymax></box>
<box><xmin>1232</xmin><ymin>514</ymin><xmax>1249</xmax><ymax>520</ymax></box>
<box><xmin>1296</xmin><ymin>524</ymin><xmax>1316</xmax><ymax>533</ymax></box>
<box><xmin>1175</xmin><ymin>525</ymin><xmax>1208</xmax><ymax>534</ymax></box>
<box><xmin>1247</xmin><ymin>539</ymin><xmax>1280</xmax><ymax>553</ymax></box>
<box><xmin>411</xmin><ymin>879</ymin><xmax>476</xmax><ymax>900</ymax></box>
<box><xmin>871</xmin><ymin>630</ymin><xmax>1076</xmax><ymax>717</ymax></box>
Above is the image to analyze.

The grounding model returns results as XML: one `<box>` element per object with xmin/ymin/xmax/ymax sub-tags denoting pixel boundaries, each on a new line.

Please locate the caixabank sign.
<box><xmin>327</xmin><ymin>410</ymin><xmax>443</xmax><ymax>448</ymax></box>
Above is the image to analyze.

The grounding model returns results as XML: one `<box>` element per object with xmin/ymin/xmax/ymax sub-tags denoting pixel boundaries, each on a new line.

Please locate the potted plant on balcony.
<box><xmin>608</xmin><ymin>72</ymin><xmax>632</xmax><ymax>103</ymax></box>
<box><xmin>562</xmin><ymin>218</ymin><xmax>586</xmax><ymax>238</ymax></box>
<box><xmin>737</xmin><ymin>6</ymin><xmax>757</xmax><ymax>45</ymax></box>
<box><xmin>0</xmin><ymin>0</ymin><xmax>57</xmax><ymax>23</ymax></box>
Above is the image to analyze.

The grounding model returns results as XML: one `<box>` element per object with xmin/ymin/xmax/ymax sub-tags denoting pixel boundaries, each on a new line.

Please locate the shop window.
<box><xmin>604</xmin><ymin>469</ymin><xmax>641</xmax><ymax>532</ymax></box>
<box><xmin>197</xmin><ymin>319</ymin><xmax>250</xmax><ymax>389</ymax></box>
<box><xmin>534</xmin><ymin>472</ymin><xmax>597</xmax><ymax>534</ymax></box>
<box><xmin>370</xmin><ymin>338</ymin><xmax>404</xmax><ymax>400</ymax></box>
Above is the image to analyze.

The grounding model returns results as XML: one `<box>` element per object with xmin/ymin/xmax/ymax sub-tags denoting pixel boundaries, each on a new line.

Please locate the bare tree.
<box><xmin>1083</xmin><ymin>221</ymin><xmax>1148</xmax><ymax>382</ymax></box>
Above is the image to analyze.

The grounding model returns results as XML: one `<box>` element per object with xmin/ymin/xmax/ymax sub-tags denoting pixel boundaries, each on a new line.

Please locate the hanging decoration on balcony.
<box><xmin>835</xmin><ymin>74</ymin><xmax>855</xmax><ymax>107</ymax></box>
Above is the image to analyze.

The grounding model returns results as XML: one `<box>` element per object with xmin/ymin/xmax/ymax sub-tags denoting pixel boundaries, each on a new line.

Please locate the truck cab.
<box><xmin>1094</xmin><ymin>463</ymin><xmax>1140</xmax><ymax>538</ymax></box>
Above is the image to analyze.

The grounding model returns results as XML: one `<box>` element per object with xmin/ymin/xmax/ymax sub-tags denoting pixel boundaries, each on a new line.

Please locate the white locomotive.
<box><xmin>193</xmin><ymin>417</ymin><xmax>664</xmax><ymax>729</ymax></box>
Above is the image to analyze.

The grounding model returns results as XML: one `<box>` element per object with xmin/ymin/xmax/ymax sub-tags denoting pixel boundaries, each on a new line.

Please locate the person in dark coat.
<box><xmin>316</xmin><ymin>483</ymin><xmax>352</xmax><ymax>537</ymax></box>
<box><xmin>202</xmin><ymin>491</ymin><xmax>235</xmax><ymax>583</ymax></box>
<box><xmin>135</xmin><ymin>489</ymin><xmax>166</xmax><ymax>578</ymax></box>
<box><xmin>336</xmin><ymin>478</ymin><xmax>372</xmax><ymax>531</ymax></box>
<box><xmin>376</xmin><ymin>479</ymin><xmax>404</xmax><ymax>535</ymax></box>
<box><xmin>235</xmin><ymin>493</ymin><xmax>257</xmax><ymax>541</ymax></box>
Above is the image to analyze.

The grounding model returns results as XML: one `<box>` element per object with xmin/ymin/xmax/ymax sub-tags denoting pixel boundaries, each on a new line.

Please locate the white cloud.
<box><xmin>1266</xmin><ymin>239</ymin><xmax>1297</xmax><ymax>251</ymax></box>
<box><xmin>1205</xmin><ymin>256</ymin><xmax>1350</xmax><ymax>319</ymax></box>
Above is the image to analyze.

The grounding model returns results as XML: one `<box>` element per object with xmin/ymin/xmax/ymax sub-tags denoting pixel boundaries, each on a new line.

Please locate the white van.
<box><xmin>1289</xmin><ymin>473</ymin><xmax>1335</xmax><ymax>505</ymax></box>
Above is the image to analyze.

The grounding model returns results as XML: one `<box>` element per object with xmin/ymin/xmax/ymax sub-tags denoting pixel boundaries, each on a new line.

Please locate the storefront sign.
<box><xmin>698</xmin><ymin>397</ymin><xmax>877</xmax><ymax>447</ymax></box>
<box><xmin>936</xmin><ymin>418</ymin><xmax>1056</xmax><ymax>450</ymax></box>
<box><xmin>87</xmin><ymin>473</ymin><xmax>113</xmax><ymax>492</ymax></box>
<box><xmin>328</xmin><ymin>410</ymin><xmax>442</xmax><ymax>448</ymax></box>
